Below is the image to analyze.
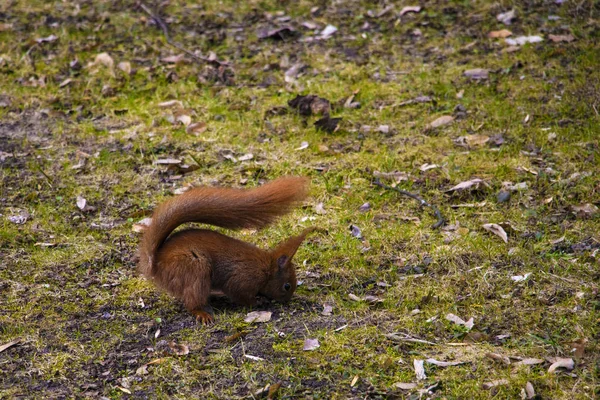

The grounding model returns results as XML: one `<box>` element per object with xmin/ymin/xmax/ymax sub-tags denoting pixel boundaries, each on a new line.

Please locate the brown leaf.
<box><xmin>186</xmin><ymin>122</ymin><xmax>207</xmax><ymax>136</ymax></box>
<box><xmin>425</xmin><ymin>358</ymin><xmax>467</xmax><ymax>367</ymax></box>
<box><xmin>395</xmin><ymin>382</ymin><xmax>417</xmax><ymax>390</ymax></box>
<box><xmin>483</xmin><ymin>379</ymin><xmax>509</xmax><ymax>389</ymax></box>
<box><xmin>482</xmin><ymin>223</ymin><xmax>508</xmax><ymax>243</ymax></box>
<box><xmin>426</xmin><ymin>115</ymin><xmax>454</xmax><ymax>130</ymax></box>
<box><xmin>525</xmin><ymin>382</ymin><xmax>535</xmax><ymax>399</ymax></box>
<box><xmin>0</xmin><ymin>339</ymin><xmax>20</xmax><ymax>353</ymax></box>
<box><xmin>488</xmin><ymin>29</ymin><xmax>512</xmax><ymax>38</ymax></box>
<box><xmin>485</xmin><ymin>352</ymin><xmax>510</xmax><ymax>365</ymax></box>
<box><xmin>549</xmin><ymin>34</ymin><xmax>575</xmax><ymax>43</ymax></box>
<box><xmin>465</xmin><ymin>134</ymin><xmax>490</xmax><ymax>147</ymax></box>
<box><xmin>244</xmin><ymin>311</ymin><xmax>272</xmax><ymax>323</ymax></box>
<box><xmin>572</xmin><ymin>203</ymin><xmax>598</xmax><ymax>218</ymax></box>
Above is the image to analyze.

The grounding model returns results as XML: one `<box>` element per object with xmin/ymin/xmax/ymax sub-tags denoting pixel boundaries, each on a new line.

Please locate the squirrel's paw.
<box><xmin>192</xmin><ymin>309</ymin><xmax>214</xmax><ymax>325</ymax></box>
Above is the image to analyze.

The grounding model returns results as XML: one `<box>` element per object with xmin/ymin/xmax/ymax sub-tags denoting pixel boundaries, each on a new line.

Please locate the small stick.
<box><xmin>373</xmin><ymin>178</ymin><xmax>446</xmax><ymax>229</ymax></box>
<box><xmin>138</xmin><ymin>2</ymin><xmax>227</xmax><ymax>66</ymax></box>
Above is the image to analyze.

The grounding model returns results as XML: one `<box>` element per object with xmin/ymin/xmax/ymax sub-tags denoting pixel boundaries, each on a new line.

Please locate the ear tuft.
<box><xmin>277</xmin><ymin>255</ymin><xmax>288</xmax><ymax>268</ymax></box>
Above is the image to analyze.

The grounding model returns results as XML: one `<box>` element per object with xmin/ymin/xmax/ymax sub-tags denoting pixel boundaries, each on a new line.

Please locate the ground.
<box><xmin>0</xmin><ymin>0</ymin><xmax>599</xmax><ymax>399</ymax></box>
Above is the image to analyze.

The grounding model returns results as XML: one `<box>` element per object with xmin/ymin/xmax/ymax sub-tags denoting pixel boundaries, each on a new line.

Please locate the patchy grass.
<box><xmin>1</xmin><ymin>0</ymin><xmax>599</xmax><ymax>398</ymax></box>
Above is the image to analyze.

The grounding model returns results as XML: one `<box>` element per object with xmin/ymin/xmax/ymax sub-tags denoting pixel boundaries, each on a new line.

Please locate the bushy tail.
<box><xmin>138</xmin><ymin>177</ymin><xmax>309</xmax><ymax>276</ymax></box>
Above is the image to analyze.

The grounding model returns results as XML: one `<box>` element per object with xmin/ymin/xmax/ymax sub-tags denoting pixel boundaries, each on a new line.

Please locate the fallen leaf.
<box><xmin>322</xmin><ymin>304</ymin><xmax>333</xmax><ymax>316</ymax></box>
<box><xmin>295</xmin><ymin>141</ymin><xmax>309</xmax><ymax>151</ymax></box>
<box><xmin>571</xmin><ymin>338</ymin><xmax>587</xmax><ymax>359</ymax></box>
<box><xmin>496</xmin><ymin>9</ymin><xmax>516</xmax><ymax>25</ymax></box>
<box><xmin>505</xmin><ymin>36</ymin><xmax>543</xmax><ymax>46</ymax></box>
<box><xmin>395</xmin><ymin>382</ymin><xmax>417</xmax><ymax>390</ymax></box>
<box><xmin>35</xmin><ymin>34</ymin><xmax>58</xmax><ymax>44</ymax></box>
<box><xmin>511</xmin><ymin>273</ymin><xmax>531</xmax><ymax>282</ymax></box>
<box><xmin>465</xmin><ymin>134</ymin><xmax>490</xmax><ymax>147</ymax></box>
<box><xmin>244</xmin><ymin>354</ymin><xmax>265</xmax><ymax>361</ymax></box>
<box><xmin>548</xmin><ymin>357</ymin><xmax>574</xmax><ymax>373</ymax></box>
<box><xmin>413</xmin><ymin>359</ymin><xmax>426</xmax><ymax>380</ymax></box>
<box><xmin>373</xmin><ymin>170</ymin><xmax>409</xmax><ymax>183</ymax></box>
<box><xmin>158</xmin><ymin>100</ymin><xmax>184</xmax><ymax>109</ymax></box>
<box><xmin>118</xmin><ymin>387</ymin><xmax>132</xmax><ymax>394</ymax></box>
<box><xmin>447</xmin><ymin>178</ymin><xmax>485</xmax><ymax>192</ymax></box>
<box><xmin>175</xmin><ymin>114</ymin><xmax>191</xmax><ymax>126</ymax></box>
<box><xmin>525</xmin><ymin>382</ymin><xmax>535</xmax><ymax>399</ymax></box>
<box><xmin>89</xmin><ymin>52</ymin><xmax>114</xmax><ymax>70</ymax></box>
<box><xmin>186</xmin><ymin>122</ymin><xmax>207</xmax><ymax>135</ymax></box>
<box><xmin>446</xmin><ymin>313</ymin><xmax>475</xmax><ymax>330</ymax></box>
<box><xmin>516</xmin><ymin>358</ymin><xmax>545</xmax><ymax>366</ymax></box>
<box><xmin>238</xmin><ymin>154</ymin><xmax>254</xmax><ymax>162</ymax></box>
<box><xmin>161</xmin><ymin>54</ymin><xmax>186</xmax><ymax>63</ymax></box>
<box><xmin>244</xmin><ymin>311</ymin><xmax>272</xmax><ymax>323</ymax></box>
<box><xmin>154</xmin><ymin>158</ymin><xmax>182</xmax><ymax>165</ymax></box>
<box><xmin>348</xmin><ymin>293</ymin><xmax>362</xmax><ymax>302</ymax></box>
<box><xmin>425</xmin><ymin>358</ymin><xmax>466</xmax><ymax>367</ymax></box>
<box><xmin>427</xmin><ymin>115</ymin><xmax>454</xmax><ymax>130</ymax></box>
<box><xmin>0</xmin><ymin>339</ymin><xmax>20</xmax><ymax>353</ymax></box>
<box><xmin>320</xmin><ymin>24</ymin><xmax>338</xmax><ymax>39</ymax></box>
<box><xmin>488</xmin><ymin>29</ymin><xmax>512</xmax><ymax>38</ymax></box>
<box><xmin>58</xmin><ymin>78</ymin><xmax>73</xmax><ymax>88</ymax></box>
<box><xmin>548</xmin><ymin>34</ymin><xmax>575</xmax><ymax>43</ymax></box>
<box><xmin>349</xmin><ymin>224</ymin><xmax>362</xmax><ymax>239</ymax></box>
<box><xmin>482</xmin><ymin>223</ymin><xmax>508</xmax><ymax>243</ymax></box>
<box><xmin>399</xmin><ymin>6</ymin><xmax>422</xmax><ymax>16</ymax></box>
<box><xmin>76</xmin><ymin>196</ymin><xmax>87</xmax><ymax>210</ymax></box>
<box><xmin>8</xmin><ymin>210</ymin><xmax>30</xmax><ymax>224</ymax></box>
<box><xmin>358</xmin><ymin>202</ymin><xmax>371</xmax><ymax>212</ymax></box>
<box><xmin>303</xmin><ymin>338</ymin><xmax>320</xmax><ymax>351</ymax></box>
<box><xmin>350</xmin><ymin>375</ymin><xmax>359</xmax><ymax>387</ymax></box>
<box><xmin>117</xmin><ymin>61</ymin><xmax>131</xmax><ymax>75</ymax></box>
<box><xmin>464</xmin><ymin>69</ymin><xmax>489</xmax><ymax>80</ymax></box>
<box><xmin>258</xmin><ymin>26</ymin><xmax>298</xmax><ymax>40</ymax></box>
<box><xmin>168</xmin><ymin>342</ymin><xmax>189</xmax><ymax>355</ymax></box>
<box><xmin>420</xmin><ymin>163</ymin><xmax>439</xmax><ymax>172</ymax></box>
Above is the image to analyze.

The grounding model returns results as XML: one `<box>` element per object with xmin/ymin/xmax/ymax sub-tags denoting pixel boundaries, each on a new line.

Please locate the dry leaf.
<box><xmin>548</xmin><ymin>357</ymin><xmax>574</xmax><ymax>373</ymax></box>
<box><xmin>320</xmin><ymin>24</ymin><xmax>337</xmax><ymax>39</ymax></box>
<box><xmin>186</xmin><ymin>122</ymin><xmax>207</xmax><ymax>135</ymax></box>
<box><xmin>525</xmin><ymin>382</ymin><xmax>535</xmax><ymax>399</ymax></box>
<box><xmin>154</xmin><ymin>158</ymin><xmax>182</xmax><ymax>165</ymax></box>
<box><xmin>158</xmin><ymin>100</ymin><xmax>184</xmax><ymax>109</ymax></box>
<box><xmin>488</xmin><ymin>29</ymin><xmax>512</xmax><ymax>38</ymax></box>
<box><xmin>90</xmin><ymin>52</ymin><xmax>114</xmax><ymax>70</ymax></box>
<box><xmin>8</xmin><ymin>210</ymin><xmax>29</xmax><ymax>224</ymax></box>
<box><xmin>117</xmin><ymin>61</ymin><xmax>131</xmax><ymax>75</ymax></box>
<box><xmin>571</xmin><ymin>338</ymin><xmax>587</xmax><ymax>359</ymax></box>
<box><xmin>303</xmin><ymin>338</ymin><xmax>320</xmax><ymax>351</ymax></box>
<box><xmin>482</xmin><ymin>223</ymin><xmax>508</xmax><ymax>243</ymax></box>
<box><xmin>413</xmin><ymin>359</ymin><xmax>426</xmax><ymax>380</ymax></box>
<box><xmin>161</xmin><ymin>54</ymin><xmax>186</xmax><ymax>63</ymax></box>
<box><xmin>132</xmin><ymin>217</ymin><xmax>152</xmax><ymax>233</ymax></box>
<box><xmin>505</xmin><ymin>36</ymin><xmax>543</xmax><ymax>46</ymax></box>
<box><xmin>511</xmin><ymin>273</ymin><xmax>531</xmax><ymax>282</ymax></box>
<box><xmin>295</xmin><ymin>141</ymin><xmax>309</xmax><ymax>150</ymax></box>
<box><xmin>244</xmin><ymin>354</ymin><xmax>265</xmax><ymax>361</ymax></box>
<box><xmin>176</xmin><ymin>114</ymin><xmax>192</xmax><ymax>126</ymax></box>
<box><xmin>238</xmin><ymin>154</ymin><xmax>254</xmax><ymax>162</ymax></box>
<box><xmin>420</xmin><ymin>163</ymin><xmax>439</xmax><ymax>172</ymax></box>
<box><xmin>447</xmin><ymin>178</ymin><xmax>485</xmax><ymax>192</ymax></box>
<box><xmin>76</xmin><ymin>196</ymin><xmax>87</xmax><ymax>211</ymax></box>
<box><xmin>425</xmin><ymin>358</ymin><xmax>466</xmax><ymax>367</ymax></box>
<box><xmin>464</xmin><ymin>69</ymin><xmax>489</xmax><ymax>80</ymax></box>
<box><xmin>399</xmin><ymin>6</ymin><xmax>422</xmax><ymax>16</ymax></box>
<box><xmin>446</xmin><ymin>314</ymin><xmax>474</xmax><ymax>330</ymax></box>
<box><xmin>548</xmin><ymin>34</ymin><xmax>575</xmax><ymax>43</ymax></box>
<box><xmin>395</xmin><ymin>382</ymin><xmax>417</xmax><ymax>390</ymax></box>
<box><xmin>0</xmin><ymin>339</ymin><xmax>20</xmax><ymax>353</ymax></box>
<box><xmin>466</xmin><ymin>134</ymin><xmax>490</xmax><ymax>147</ymax></box>
<box><xmin>58</xmin><ymin>78</ymin><xmax>73</xmax><ymax>88</ymax></box>
<box><xmin>322</xmin><ymin>304</ymin><xmax>333</xmax><ymax>316</ymax></box>
<box><xmin>516</xmin><ymin>358</ymin><xmax>545</xmax><ymax>366</ymax></box>
<box><xmin>168</xmin><ymin>341</ymin><xmax>190</xmax><ymax>355</ymax></box>
<box><xmin>244</xmin><ymin>311</ymin><xmax>272</xmax><ymax>323</ymax></box>
<box><xmin>349</xmin><ymin>224</ymin><xmax>362</xmax><ymax>239</ymax></box>
<box><xmin>427</xmin><ymin>115</ymin><xmax>454</xmax><ymax>129</ymax></box>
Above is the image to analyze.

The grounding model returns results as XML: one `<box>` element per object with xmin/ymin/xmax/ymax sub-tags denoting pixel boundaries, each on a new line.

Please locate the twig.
<box><xmin>138</xmin><ymin>2</ymin><xmax>227</xmax><ymax>67</ymax></box>
<box><xmin>373</xmin><ymin>178</ymin><xmax>446</xmax><ymax>229</ymax></box>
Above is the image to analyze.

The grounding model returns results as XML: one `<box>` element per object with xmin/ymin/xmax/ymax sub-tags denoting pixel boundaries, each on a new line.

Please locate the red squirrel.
<box><xmin>138</xmin><ymin>177</ymin><xmax>312</xmax><ymax>324</ymax></box>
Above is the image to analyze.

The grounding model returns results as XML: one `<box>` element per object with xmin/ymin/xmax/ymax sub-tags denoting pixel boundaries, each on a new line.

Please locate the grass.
<box><xmin>1</xmin><ymin>0</ymin><xmax>599</xmax><ymax>398</ymax></box>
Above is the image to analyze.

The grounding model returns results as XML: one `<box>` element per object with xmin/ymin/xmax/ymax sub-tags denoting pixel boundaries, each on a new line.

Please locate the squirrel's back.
<box><xmin>138</xmin><ymin>177</ymin><xmax>309</xmax><ymax>276</ymax></box>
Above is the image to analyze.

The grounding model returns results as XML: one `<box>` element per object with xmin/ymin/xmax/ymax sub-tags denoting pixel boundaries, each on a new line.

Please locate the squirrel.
<box><xmin>138</xmin><ymin>176</ymin><xmax>312</xmax><ymax>324</ymax></box>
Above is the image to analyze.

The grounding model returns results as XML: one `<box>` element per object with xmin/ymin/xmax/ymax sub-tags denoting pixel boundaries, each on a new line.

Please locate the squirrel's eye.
<box><xmin>283</xmin><ymin>283</ymin><xmax>291</xmax><ymax>291</ymax></box>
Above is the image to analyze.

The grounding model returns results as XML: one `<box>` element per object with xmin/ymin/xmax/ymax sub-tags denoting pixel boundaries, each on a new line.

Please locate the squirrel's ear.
<box><xmin>277</xmin><ymin>255</ymin><xmax>288</xmax><ymax>269</ymax></box>
<box><xmin>272</xmin><ymin>227</ymin><xmax>316</xmax><ymax>268</ymax></box>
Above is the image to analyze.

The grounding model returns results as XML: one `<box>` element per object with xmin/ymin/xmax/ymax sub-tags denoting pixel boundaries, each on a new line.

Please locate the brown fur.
<box><xmin>137</xmin><ymin>177</ymin><xmax>312</xmax><ymax>323</ymax></box>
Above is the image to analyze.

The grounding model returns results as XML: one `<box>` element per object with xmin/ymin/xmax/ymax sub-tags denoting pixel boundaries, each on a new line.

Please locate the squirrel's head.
<box><xmin>261</xmin><ymin>228</ymin><xmax>315</xmax><ymax>303</ymax></box>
